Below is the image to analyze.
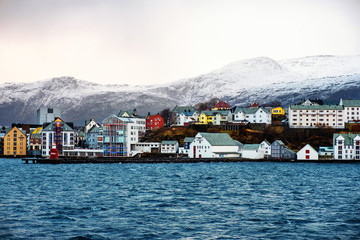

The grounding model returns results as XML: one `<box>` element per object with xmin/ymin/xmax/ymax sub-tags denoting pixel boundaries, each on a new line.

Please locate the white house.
<box><xmin>259</xmin><ymin>140</ymin><xmax>271</xmax><ymax>158</ymax></box>
<box><xmin>229</xmin><ymin>107</ymin><xmax>271</xmax><ymax>124</ymax></box>
<box><xmin>41</xmin><ymin>119</ymin><xmax>75</xmax><ymax>157</ymax></box>
<box><xmin>188</xmin><ymin>132</ymin><xmax>239</xmax><ymax>158</ymax></box>
<box><xmin>133</xmin><ymin>142</ymin><xmax>160</xmax><ymax>153</ymax></box>
<box><xmin>175</xmin><ymin>111</ymin><xmax>199</xmax><ymax>126</ymax></box>
<box><xmin>297</xmin><ymin>144</ymin><xmax>319</xmax><ymax>160</ymax></box>
<box><xmin>161</xmin><ymin>140</ymin><xmax>179</xmax><ymax>154</ymax></box>
<box><xmin>333</xmin><ymin>133</ymin><xmax>360</xmax><ymax>160</ymax></box>
<box><xmin>241</xmin><ymin>144</ymin><xmax>263</xmax><ymax>159</ymax></box>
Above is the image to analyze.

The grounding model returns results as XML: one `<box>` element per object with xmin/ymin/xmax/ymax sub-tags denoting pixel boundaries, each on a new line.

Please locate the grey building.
<box><xmin>271</xmin><ymin>140</ymin><xmax>296</xmax><ymax>160</ymax></box>
<box><xmin>37</xmin><ymin>107</ymin><xmax>61</xmax><ymax>125</ymax></box>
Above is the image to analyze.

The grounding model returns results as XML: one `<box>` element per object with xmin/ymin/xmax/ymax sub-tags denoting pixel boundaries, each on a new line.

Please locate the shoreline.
<box><xmin>20</xmin><ymin>157</ymin><xmax>360</xmax><ymax>164</ymax></box>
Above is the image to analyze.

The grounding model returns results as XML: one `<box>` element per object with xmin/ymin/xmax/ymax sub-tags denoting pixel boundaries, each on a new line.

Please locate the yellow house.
<box><xmin>3</xmin><ymin>126</ymin><xmax>27</xmax><ymax>156</ymax></box>
<box><xmin>271</xmin><ymin>107</ymin><xmax>285</xmax><ymax>115</ymax></box>
<box><xmin>197</xmin><ymin>111</ymin><xmax>214</xmax><ymax>125</ymax></box>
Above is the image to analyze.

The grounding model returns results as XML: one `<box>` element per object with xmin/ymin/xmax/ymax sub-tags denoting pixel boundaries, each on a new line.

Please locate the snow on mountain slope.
<box><xmin>0</xmin><ymin>55</ymin><xmax>359</xmax><ymax>125</ymax></box>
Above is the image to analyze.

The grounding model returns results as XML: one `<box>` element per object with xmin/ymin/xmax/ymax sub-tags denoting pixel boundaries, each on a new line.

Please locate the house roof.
<box><xmin>234</xmin><ymin>140</ymin><xmax>244</xmax><ymax>147</ymax></box>
<box><xmin>273</xmin><ymin>140</ymin><xmax>286</xmax><ymax>146</ymax></box>
<box><xmin>118</xmin><ymin>109</ymin><xmax>137</xmax><ymax>117</ymax></box>
<box><xmin>341</xmin><ymin>100</ymin><xmax>360</xmax><ymax>107</ymax></box>
<box><xmin>213</xmin><ymin>101</ymin><xmax>231</xmax><ymax>109</ymax></box>
<box><xmin>290</xmin><ymin>105</ymin><xmax>343</xmax><ymax>110</ymax></box>
<box><xmin>333</xmin><ymin>133</ymin><xmax>360</xmax><ymax>145</ymax></box>
<box><xmin>42</xmin><ymin>121</ymin><xmax>74</xmax><ymax>131</ymax></box>
<box><xmin>242</xmin><ymin>144</ymin><xmax>260</xmax><ymax>150</ymax></box>
<box><xmin>184</xmin><ymin>137</ymin><xmax>195</xmax><ymax>143</ymax></box>
<box><xmin>161</xmin><ymin>140</ymin><xmax>178</xmax><ymax>145</ymax></box>
<box><xmin>199</xmin><ymin>132</ymin><xmax>237</xmax><ymax>146</ymax></box>
<box><xmin>233</xmin><ymin>107</ymin><xmax>270</xmax><ymax>115</ymax></box>
<box><xmin>201</xmin><ymin>110</ymin><xmax>229</xmax><ymax>116</ymax></box>
<box><xmin>88</xmin><ymin>126</ymin><xmax>100</xmax><ymax>133</ymax></box>
<box><xmin>102</xmin><ymin>114</ymin><xmax>134</xmax><ymax>124</ymax></box>
<box><xmin>178</xmin><ymin>111</ymin><xmax>196</xmax><ymax>117</ymax></box>
<box><xmin>172</xmin><ymin>106</ymin><xmax>195</xmax><ymax>113</ymax></box>
<box><xmin>299</xmin><ymin>144</ymin><xmax>317</xmax><ymax>152</ymax></box>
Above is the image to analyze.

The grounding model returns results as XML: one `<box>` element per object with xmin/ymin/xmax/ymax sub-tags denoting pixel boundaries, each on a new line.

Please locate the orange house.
<box><xmin>3</xmin><ymin>126</ymin><xmax>27</xmax><ymax>157</ymax></box>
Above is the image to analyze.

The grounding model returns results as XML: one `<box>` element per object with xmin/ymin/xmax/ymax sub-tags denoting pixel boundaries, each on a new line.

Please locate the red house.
<box><xmin>145</xmin><ymin>113</ymin><xmax>164</xmax><ymax>130</ymax></box>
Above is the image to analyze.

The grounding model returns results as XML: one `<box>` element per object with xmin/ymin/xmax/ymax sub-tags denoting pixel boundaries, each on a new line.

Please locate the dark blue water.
<box><xmin>1</xmin><ymin>159</ymin><xmax>360</xmax><ymax>239</ymax></box>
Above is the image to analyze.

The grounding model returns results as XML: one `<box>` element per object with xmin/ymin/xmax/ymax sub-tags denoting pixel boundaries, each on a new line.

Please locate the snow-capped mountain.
<box><xmin>1</xmin><ymin>55</ymin><xmax>359</xmax><ymax>125</ymax></box>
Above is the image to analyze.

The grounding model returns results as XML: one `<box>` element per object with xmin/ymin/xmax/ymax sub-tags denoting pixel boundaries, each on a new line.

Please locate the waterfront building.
<box><xmin>37</xmin><ymin>107</ymin><xmax>61</xmax><ymax>125</ymax></box>
<box><xmin>29</xmin><ymin>127</ymin><xmax>42</xmax><ymax>156</ymax></box>
<box><xmin>242</xmin><ymin>144</ymin><xmax>262</xmax><ymax>159</ymax></box>
<box><xmin>178</xmin><ymin>137</ymin><xmax>195</xmax><ymax>154</ymax></box>
<box><xmin>3</xmin><ymin>126</ymin><xmax>27</xmax><ymax>157</ymax></box>
<box><xmin>84</xmin><ymin>119</ymin><xmax>101</xmax><ymax>133</ymax></box>
<box><xmin>145</xmin><ymin>113</ymin><xmax>164</xmax><ymax>130</ymax></box>
<box><xmin>41</xmin><ymin>118</ymin><xmax>75</xmax><ymax>157</ymax></box>
<box><xmin>260</xmin><ymin>140</ymin><xmax>272</xmax><ymax>158</ymax></box>
<box><xmin>318</xmin><ymin>146</ymin><xmax>333</xmax><ymax>156</ymax></box>
<box><xmin>339</xmin><ymin>99</ymin><xmax>360</xmax><ymax>123</ymax></box>
<box><xmin>297</xmin><ymin>144</ymin><xmax>319</xmax><ymax>160</ymax></box>
<box><xmin>86</xmin><ymin>126</ymin><xmax>103</xmax><ymax>149</ymax></box>
<box><xmin>160</xmin><ymin>140</ymin><xmax>179</xmax><ymax>154</ymax></box>
<box><xmin>271</xmin><ymin>140</ymin><xmax>295</xmax><ymax>159</ymax></box>
<box><xmin>333</xmin><ymin>133</ymin><xmax>360</xmax><ymax>160</ymax></box>
<box><xmin>288</xmin><ymin>105</ymin><xmax>345</xmax><ymax>128</ymax></box>
<box><xmin>188</xmin><ymin>132</ymin><xmax>239</xmax><ymax>158</ymax></box>
<box><xmin>134</xmin><ymin>142</ymin><xmax>160</xmax><ymax>154</ymax></box>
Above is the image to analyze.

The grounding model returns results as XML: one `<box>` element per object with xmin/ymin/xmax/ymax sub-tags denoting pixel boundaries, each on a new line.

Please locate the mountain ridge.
<box><xmin>1</xmin><ymin>55</ymin><xmax>360</xmax><ymax>125</ymax></box>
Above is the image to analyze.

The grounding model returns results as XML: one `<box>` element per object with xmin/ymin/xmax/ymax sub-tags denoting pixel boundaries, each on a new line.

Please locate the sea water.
<box><xmin>0</xmin><ymin>159</ymin><xmax>359</xmax><ymax>239</ymax></box>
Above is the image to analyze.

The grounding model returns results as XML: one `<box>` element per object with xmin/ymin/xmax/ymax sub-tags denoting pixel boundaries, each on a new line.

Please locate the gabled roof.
<box><xmin>102</xmin><ymin>114</ymin><xmax>133</xmax><ymax>124</ymax></box>
<box><xmin>200</xmin><ymin>110</ymin><xmax>229</xmax><ymax>116</ymax></box>
<box><xmin>333</xmin><ymin>133</ymin><xmax>360</xmax><ymax>145</ymax></box>
<box><xmin>172</xmin><ymin>106</ymin><xmax>195</xmax><ymax>113</ymax></box>
<box><xmin>88</xmin><ymin>126</ymin><xmax>100</xmax><ymax>133</ymax></box>
<box><xmin>161</xmin><ymin>140</ymin><xmax>178</xmax><ymax>145</ymax></box>
<box><xmin>234</xmin><ymin>140</ymin><xmax>244</xmax><ymax>148</ymax></box>
<box><xmin>261</xmin><ymin>140</ymin><xmax>271</xmax><ymax>146</ymax></box>
<box><xmin>199</xmin><ymin>132</ymin><xmax>237</xmax><ymax>146</ymax></box>
<box><xmin>242</xmin><ymin>144</ymin><xmax>260</xmax><ymax>150</ymax></box>
<box><xmin>272</xmin><ymin>140</ymin><xmax>286</xmax><ymax>146</ymax></box>
<box><xmin>118</xmin><ymin>109</ymin><xmax>137</xmax><ymax>117</ymax></box>
<box><xmin>42</xmin><ymin>121</ymin><xmax>74</xmax><ymax>131</ymax></box>
<box><xmin>233</xmin><ymin>107</ymin><xmax>270</xmax><ymax>114</ymax></box>
<box><xmin>32</xmin><ymin>127</ymin><xmax>42</xmax><ymax>134</ymax></box>
<box><xmin>184</xmin><ymin>137</ymin><xmax>195</xmax><ymax>143</ymax></box>
<box><xmin>290</xmin><ymin>105</ymin><xmax>343</xmax><ymax>110</ymax></box>
<box><xmin>213</xmin><ymin>101</ymin><xmax>231</xmax><ymax>109</ymax></box>
<box><xmin>341</xmin><ymin>99</ymin><xmax>360</xmax><ymax>107</ymax></box>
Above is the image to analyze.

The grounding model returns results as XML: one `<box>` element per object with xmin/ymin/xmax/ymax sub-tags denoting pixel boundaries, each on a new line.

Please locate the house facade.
<box><xmin>161</xmin><ymin>140</ymin><xmax>179</xmax><ymax>154</ymax></box>
<box><xmin>175</xmin><ymin>111</ymin><xmax>199</xmax><ymax>126</ymax></box>
<box><xmin>146</xmin><ymin>113</ymin><xmax>164</xmax><ymax>130</ymax></box>
<box><xmin>271</xmin><ymin>107</ymin><xmax>285</xmax><ymax>115</ymax></box>
<box><xmin>297</xmin><ymin>144</ymin><xmax>319</xmax><ymax>160</ymax></box>
<box><xmin>29</xmin><ymin>127</ymin><xmax>42</xmax><ymax>156</ymax></box>
<box><xmin>339</xmin><ymin>99</ymin><xmax>360</xmax><ymax>123</ymax></box>
<box><xmin>179</xmin><ymin>137</ymin><xmax>194</xmax><ymax>154</ymax></box>
<box><xmin>229</xmin><ymin>107</ymin><xmax>271</xmax><ymax>124</ymax></box>
<box><xmin>188</xmin><ymin>132</ymin><xmax>239</xmax><ymax>158</ymax></box>
<box><xmin>271</xmin><ymin>140</ymin><xmax>295</xmax><ymax>159</ymax></box>
<box><xmin>242</xmin><ymin>144</ymin><xmax>263</xmax><ymax>159</ymax></box>
<box><xmin>86</xmin><ymin>126</ymin><xmax>102</xmax><ymax>149</ymax></box>
<box><xmin>288</xmin><ymin>105</ymin><xmax>345</xmax><ymax>128</ymax></box>
<box><xmin>3</xmin><ymin>126</ymin><xmax>27</xmax><ymax>157</ymax></box>
<box><xmin>41</xmin><ymin>119</ymin><xmax>75</xmax><ymax>157</ymax></box>
<box><xmin>333</xmin><ymin>134</ymin><xmax>360</xmax><ymax>160</ymax></box>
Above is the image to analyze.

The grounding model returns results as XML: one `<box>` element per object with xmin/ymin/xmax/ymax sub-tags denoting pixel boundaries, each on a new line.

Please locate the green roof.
<box><xmin>117</xmin><ymin>110</ymin><xmax>137</xmax><ymax>117</ymax></box>
<box><xmin>242</xmin><ymin>144</ymin><xmax>260</xmax><ymax>150</ymax></box>
<box><xmin>172</xmin><ymin>106</ymin><xmax>195</xmax><ymax>113</ymax></box>
<box><xmin>42</xmin><ymin>121</ymin><xmax>74</xmax><ymax>131</ymax></box>
<box><xmin>333</xmin><ymin>133</ymin><xmax>360</xmax><ymax>145</ymax></box>
<box><xmin>184</xmin><ymin>137</ymin><xmax>194</xmax><ymax>143</ymax></box>
<box><xmin>88</xmin><ymin>126</ymin><xmax>100</xmax><ymax>133</ymax></box>
<box><xmin>161</xmin><ymin>140</ymin><xmax>178</xmax><ymax>145</ymax></box>
<box><xmin>199</xmin><ymin>132</ymin><xmax>237</xmax><ymax>146</ymax></box>
<box><xmin>200</xmin><ymin>110</ymin><xmax>229</xmax><ymax>116</ymax></box>
<box><xmin>234</xmin><ymin>140</ymin><xmax>244</xmax><ymax>147</ymax></box>
<box><xmin>341</xmin><ymin>100</ymin><xmax>360</xmax><ymax>107</ymax></box>
<box><xmin>290</xmin><ymin>105</ymin><xmax>343</xmax><ymax>110</ymax></box>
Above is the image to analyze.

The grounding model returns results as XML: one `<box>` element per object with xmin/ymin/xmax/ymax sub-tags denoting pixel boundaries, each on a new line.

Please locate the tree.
<box><xmin>160</xmin><ymin>108</ymin><xmax>171</xmax><ymax>126</ymax></box>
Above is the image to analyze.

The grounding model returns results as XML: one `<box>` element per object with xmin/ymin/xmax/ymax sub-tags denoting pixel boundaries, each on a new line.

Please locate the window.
<box><xmin>306</xmin><ymin>150</ymin><xmax>310</xmax><ymax>154</ymax></box>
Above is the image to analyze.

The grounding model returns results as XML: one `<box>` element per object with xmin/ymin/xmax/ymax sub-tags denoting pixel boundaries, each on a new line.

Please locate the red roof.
<box><xmin>213</xmin><ymin>101</ymin><xmax>231</xmax><ymax>109</ymax></box>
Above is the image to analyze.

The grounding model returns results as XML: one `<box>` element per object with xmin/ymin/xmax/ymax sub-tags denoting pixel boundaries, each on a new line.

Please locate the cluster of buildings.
<box><xmin>1</xmin><ymin>98</ymin><xmax>360</xmax><ymax>161</ymax></box>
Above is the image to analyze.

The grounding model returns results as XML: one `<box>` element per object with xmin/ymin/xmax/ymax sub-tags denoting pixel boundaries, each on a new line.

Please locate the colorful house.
<box><xmin>145</xmin><ymin>113</ymin><xmax>164</xmax><ymax>130</ymax></box>
<box><xmin>198</xmin><ymin>110</ymin><xmax>230</xmax><ymax>125</ymax></box>
<box><xmin>3</xmin><ymin>126</ymin><xmax>27</xmax><ymax>157</ymax></box>
<box><xmin>29</xmin><ymin>127</ymin><xmax>42</xmax><ymax>156</ymax></box>
<box><xmin>271</xmin><ymin>107</ymin><xmax>285</xmax><ymax>115</ymax></box>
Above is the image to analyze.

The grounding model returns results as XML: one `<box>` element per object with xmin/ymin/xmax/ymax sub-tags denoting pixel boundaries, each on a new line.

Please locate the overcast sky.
<box><xmin>1</xmin><ymin>0</ymin><xmax>360</xmax><ymax>85</ymax></box>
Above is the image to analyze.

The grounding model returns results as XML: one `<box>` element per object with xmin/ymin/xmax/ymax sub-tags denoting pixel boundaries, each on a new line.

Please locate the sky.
<box><xmin>0</xmin><ymin>0</ymin><xmax>360</xmax><ymax>86</ymax></box>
